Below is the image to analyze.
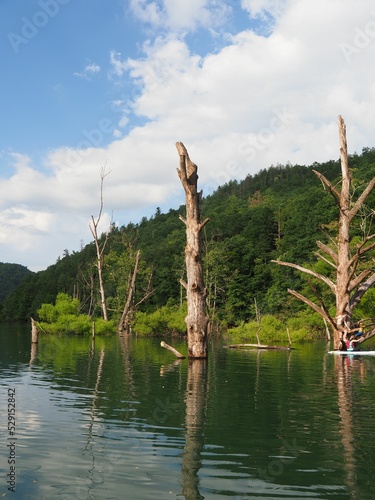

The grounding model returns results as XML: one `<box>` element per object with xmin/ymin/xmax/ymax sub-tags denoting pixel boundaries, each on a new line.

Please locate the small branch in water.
<box><xmin>224</xmin><ymin>343</ymin><xmax>293</xmax><ymax>351</ymax></box>
<box><xmin>161</xmin><ymin>341</ymin><xmax>186</xmax><ymax>358</ymax></box>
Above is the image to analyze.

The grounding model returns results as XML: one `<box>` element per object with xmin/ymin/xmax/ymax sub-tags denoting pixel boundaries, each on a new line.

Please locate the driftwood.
<box><xmin>161</xmin><ymin>341</ymin><xmax>186</xmax><ymax>359</ymax></box>
<box><xmin>224</xmin><ymin>343</ymin><xmax>293</xmax><ymax>351</ymax></box>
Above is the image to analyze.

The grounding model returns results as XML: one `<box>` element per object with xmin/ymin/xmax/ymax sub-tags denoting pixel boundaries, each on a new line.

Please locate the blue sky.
<box><xmin>1</xmin><ymin>0</ymin><xmax>375</xmax><ymax>271</ymax></box>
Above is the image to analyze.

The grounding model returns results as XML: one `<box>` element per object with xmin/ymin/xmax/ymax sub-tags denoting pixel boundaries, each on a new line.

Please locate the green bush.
<box><xmin>37</xmin><ymin>293</ymin><xmax>116</xmax><ymax>335</ymax></box>
<box><xmin>133</xmin><ymin>304</ymin><xmax>187</xmax><ymax>336</ymax></box>
<box><xmin>226</xmin><ymin>311</ymin><xmax>325</xmax><ymax>344</ymax></box>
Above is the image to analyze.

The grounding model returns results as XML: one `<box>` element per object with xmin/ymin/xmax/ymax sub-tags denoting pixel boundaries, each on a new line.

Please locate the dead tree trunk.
<box><xmin>118</xmin><ymin>250</ymin><xmax>140</xmax><ymax>334</ymax></box>
<box><xmin>89</xmin><ymin>167</ymin><xmax>111</xmax><ymax>321</ymax></box>
<box><xmin>176</xmin><ymin>142</ymin><xmax>210</xmax><ymax>358</ymax></box>
<box><xmin>273</xmin><ymin>116</ymin><xmax>375</xmax><ymax>348</ymax></box>
<box><xmin>31</xmin><ymin>317</ymin><xmax>38</xmax><ymax>344</ymax></box>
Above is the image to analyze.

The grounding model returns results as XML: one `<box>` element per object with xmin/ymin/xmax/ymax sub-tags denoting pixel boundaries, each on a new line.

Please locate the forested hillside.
<box><xmin>3</xmin><ymin>148</ymin><xmax>375</xmax><ymax>332</ymax></box>
<box><xmin>0</xmin><ymin>263</ymin><xmax>33</xmax><ymax>317</ymax></box>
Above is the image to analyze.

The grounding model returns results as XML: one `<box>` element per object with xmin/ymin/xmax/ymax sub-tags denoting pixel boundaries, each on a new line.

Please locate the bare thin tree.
<box><xmin>89</xmin><ymin>166</ymin><xmax>111</xmax><ymax>321</ymax></box>
<box><xmin>117</xmin><ymin>250</ymin><xmax>154</xmax><ymax>334</ymax></box>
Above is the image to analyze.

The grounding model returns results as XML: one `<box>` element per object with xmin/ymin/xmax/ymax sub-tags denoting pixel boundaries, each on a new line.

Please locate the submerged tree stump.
<box><xmin>31</xmin><ymin>317</ymin><xmax>39</xmax><ymax>344</ymax></box>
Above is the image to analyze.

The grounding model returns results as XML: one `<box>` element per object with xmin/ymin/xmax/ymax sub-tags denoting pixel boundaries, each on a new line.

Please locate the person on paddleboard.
<box><xmin>347</xmin><ymin>334</ymin><xmax>360</xmax><ymax>351</ymax></box>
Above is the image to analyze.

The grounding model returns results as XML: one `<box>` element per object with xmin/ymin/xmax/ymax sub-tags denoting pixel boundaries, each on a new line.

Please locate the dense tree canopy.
<box><xmin>2</xmin><ymin>147</ymin><xmax>375</xmax><ymax>336</ymax></box>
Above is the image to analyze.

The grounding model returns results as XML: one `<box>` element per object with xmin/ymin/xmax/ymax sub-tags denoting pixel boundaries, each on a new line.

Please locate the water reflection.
<box><xmin>181</xmin><ymin>360</ymin><xmax>208</xmax><ymax>499</ymax></box>
<box><xmin>84</xmin><ymin>347</ymin><xmax>105</xmax><ymax>491</ymax></box>
<box><xmin>335</xmin><ymin>354</ymin><xmax>367</xmax><ymax>500</ymax></box>
<box><xmin>3</xmin><ymin>328</ymin><xmax>375</xmax><ymax>499</ymax></box>
<box><xmin>29</xmin><ymin>342</ymin><xmax>38</xmax><ymax>366</ymax></box>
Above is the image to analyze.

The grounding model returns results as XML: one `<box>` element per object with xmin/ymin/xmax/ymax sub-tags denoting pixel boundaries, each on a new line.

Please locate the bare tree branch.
<box><xmin>316</xmin><ymin>240</ymin><xmax>338</xmax><ymax>265</ymax></box>
<box><xmin>288</xmin><ymin>289</ymin><xmax>335</xmax><ymax>328</ymax></box>
<box><xmin>312</xmin><ymin>170</ymin><xmax>341</xmax><ymax>201</ymax></box>
<box><xmin>271</xmin><ymin>260</ymin><xmax>336</xmax><ymax>293</ymax></box>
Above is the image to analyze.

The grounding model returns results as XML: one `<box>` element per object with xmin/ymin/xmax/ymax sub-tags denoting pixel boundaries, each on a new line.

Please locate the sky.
<box><xmin>1</xmin><ymin>0</ymin><xmax>375</xmax><ymax>272</ymax></box>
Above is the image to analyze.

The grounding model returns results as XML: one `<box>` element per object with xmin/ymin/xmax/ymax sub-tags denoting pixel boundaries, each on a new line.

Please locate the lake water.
<box><xmin>1</xmin><ymin>324</ymin><xmax>375</xmax><ymax>499</ymax></box>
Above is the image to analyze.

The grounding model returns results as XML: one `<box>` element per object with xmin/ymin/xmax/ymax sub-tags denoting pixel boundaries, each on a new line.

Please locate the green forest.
<box><xmin>2</xmin><ymin>147</ymin><xmax>375</xmax><ymax>341</ymax></box>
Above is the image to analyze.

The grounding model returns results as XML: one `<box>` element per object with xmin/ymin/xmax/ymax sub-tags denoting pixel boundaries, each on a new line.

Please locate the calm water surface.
<box><xmin>1</xmin><ymin>324</ymin><xmax>375</xmax><ymax>499</ymax></box>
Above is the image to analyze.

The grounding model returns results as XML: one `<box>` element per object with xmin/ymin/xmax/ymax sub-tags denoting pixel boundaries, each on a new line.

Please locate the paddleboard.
<box><xmin>328</xmin><ymin>350</ymin><xmax>375</xmax><ymax>356</ymax></box>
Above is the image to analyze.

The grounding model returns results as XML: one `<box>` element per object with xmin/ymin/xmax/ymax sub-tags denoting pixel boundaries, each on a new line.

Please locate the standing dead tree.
<box><xmin>273</xmin><ymin>116</ymin><xmax>375</xmax><ymax>348</ymax></box>
<box><xmin>176</xmin><ymin>142</ymin><xmax>210</xmax><ymax>358</ymax></box>
<box><xmin>89</xmin><ymin>166</ymin><xmax>111</xmax><ymax>321</ymax></box>
<box><xmin>117</xmin><ymin>250</ymin><xmax>154</xmax><ymax>335</ymax></box>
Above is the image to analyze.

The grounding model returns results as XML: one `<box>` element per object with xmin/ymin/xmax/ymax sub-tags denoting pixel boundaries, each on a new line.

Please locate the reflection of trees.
<box><xmin>181</xmin><ymin>360</ymin><xmax>208</xmax><ymax>499</ymax></box>
<box><xmin>335</xmin><ymin>355</ymin><xmax>363</xmax><ymax>500</ymax></box>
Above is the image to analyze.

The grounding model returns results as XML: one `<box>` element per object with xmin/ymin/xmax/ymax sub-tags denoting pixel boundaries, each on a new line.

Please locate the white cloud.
<box><xmin>241</xmin><ymin>0</ymin><xmax>287</xmax><ymax>19</ymax></box>
<box><xmin>109</xmin><ymin>50</ymin><xmax>128</xmax><ymax>77</ymax></box>
<box><xmin>129</xmin><ymin>0</ymin><xmax>163</xmax><ymax>26</ymax></box>
<box><xmin>129</xmin><ymin>0</ymin><xmax>231</xmax><ymax>31</ymax></box>
<box><xmin>3</xmin><ymin>0</ymin><xmax>375</xmax><ymax>271</ymax></box>
<box><xmin>74</xmin><ymin>62</ymin><xmax>101</xmax><ymax>80</ymax></box>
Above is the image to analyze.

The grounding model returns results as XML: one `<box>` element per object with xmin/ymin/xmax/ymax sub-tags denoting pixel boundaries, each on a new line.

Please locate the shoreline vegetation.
<box><xmin>34</xmin><ymin>293</ymin><xmax>323</xmax><ymax>344</ymax></box>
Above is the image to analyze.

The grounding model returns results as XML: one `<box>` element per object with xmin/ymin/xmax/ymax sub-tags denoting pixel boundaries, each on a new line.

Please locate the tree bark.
<box><xmin>176</xmin><ymin>142</ymin><xmax>210</xmax><ymax>358</ymax></box>
<box><xmin>31</xmin><ymin>317</ymin><xmax>38</xmax><ymax>344</ymax></box>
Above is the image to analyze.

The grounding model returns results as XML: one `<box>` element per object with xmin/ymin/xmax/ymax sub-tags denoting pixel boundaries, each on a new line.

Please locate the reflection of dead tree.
<box><xmin>118</xmin><ymin>334</ymin><xmax>137</xmax><ymax>402</ymax></box>
<box><xmin>160</xmin><ymin>359</ymin><xmax>183</xmax><ymax>377</ymax></box>
<box><xmin>87</xmin><ymin>348</ymin><xmax>105</xmax><ymax>434</ymax></box>
<box><xmin>335</xmin><ymin>356</ymin><xmax>360</xmax><ymax>499</ymax></box>
<box><xmin>181</xmin><ymin>360</ymin><xmax>208</xmax><ymax>499</ymax></box>
<box><xmin>84</xmin><ymin>348</ymin><xmax>105</xmax><ymax>449</ymax></box>
<box><xmin>89</xmin><ymin>167</ymin><xmax>111</xmax><ymax>321</ymax></box>
<box><xmin>82</xmin><ymin>347</ymin><xmax>105</xmax><ymax>495</ymax></box>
